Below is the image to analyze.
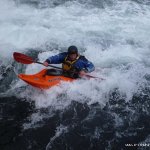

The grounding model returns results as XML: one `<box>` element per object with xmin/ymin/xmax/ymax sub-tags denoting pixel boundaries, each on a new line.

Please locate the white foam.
<box><xmin>18</xmin><ymin>63</ymin><xmax>149</xmax><ymax>112</ymax></box>
<box><xmin>0</xmin><ymin>0</ymin><xmax>149</xmax><ymax>111</ymax></box>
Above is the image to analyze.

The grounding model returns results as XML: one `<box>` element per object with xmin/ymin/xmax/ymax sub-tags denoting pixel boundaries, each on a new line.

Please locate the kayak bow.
<box><xmin>18</xmin><ymin>69</ymin><xmax>75</xmax><ymax>89</ymax></box>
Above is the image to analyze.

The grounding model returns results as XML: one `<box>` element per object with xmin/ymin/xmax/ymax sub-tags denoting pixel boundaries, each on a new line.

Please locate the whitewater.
<box><xmin>0</xmin><ymin>0</ymin><xmax>150</xmax><ymax>150</ymax></box>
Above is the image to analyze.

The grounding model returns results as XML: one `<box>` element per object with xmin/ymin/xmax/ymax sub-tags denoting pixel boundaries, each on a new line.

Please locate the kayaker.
<box><xmin>43</xmin><ymin>46</ymin><xmax>95</xmax><ymax>78</ymax></box>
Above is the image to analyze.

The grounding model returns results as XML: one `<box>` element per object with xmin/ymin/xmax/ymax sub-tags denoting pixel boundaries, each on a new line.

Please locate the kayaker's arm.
<box><xmin>78</xmin><ymin>62</ymin><xmax>95</xmax><ymax>77</ymax></box>
<box><xmin>84</xmin><ymin>61</ymin><xmax>95</xmax><ymax>73</ymax></box>
<box><xmin>78</xmin><ymin>56</ymin><xmax>95</xmax><ymax>73</ymax></box>
<box><xmin>73</xmin><ymin>57</ymin><xmax>95</xmax><ymax>77</ymax></box>
<box><xmin>44</xmin><ymin>52</ymin><xmax>67</xmax><ymax>66</ymax></box>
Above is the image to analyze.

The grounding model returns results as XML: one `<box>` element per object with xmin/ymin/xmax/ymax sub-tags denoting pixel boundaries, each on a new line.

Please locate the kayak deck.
<box><xmin>18</xmin><ymin>69</ymin><xmax>75</xmax><ymax>89</ymax></box>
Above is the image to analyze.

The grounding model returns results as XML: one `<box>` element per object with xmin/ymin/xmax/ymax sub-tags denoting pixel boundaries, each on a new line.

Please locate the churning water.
<box><xmin>0</xmin><ymin>0</ymin><xmax>150</xmax><ymax>149</ymax></box>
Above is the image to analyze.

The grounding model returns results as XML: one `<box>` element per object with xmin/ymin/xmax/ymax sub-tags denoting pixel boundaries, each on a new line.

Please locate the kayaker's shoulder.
<box><xmin>79</xmin><ymin>55</ymin><xmax>88</xmax><ymax>61</ymax></box>
<box><xmin>59</xmin><ymin>52</ymin><xmax>68</xmax><ymax>57</ymax></box>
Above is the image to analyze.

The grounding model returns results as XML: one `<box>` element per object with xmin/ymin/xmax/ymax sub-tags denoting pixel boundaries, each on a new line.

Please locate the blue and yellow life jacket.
<box><xmin>62</xmin><ymin>55</ymin><xmax>80</xmax><ymax>71</ymax></box>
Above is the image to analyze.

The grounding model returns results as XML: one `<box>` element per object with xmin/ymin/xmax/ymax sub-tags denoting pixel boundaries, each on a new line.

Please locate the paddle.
<box><xmin>13</xmin><ymin>52</ymin><xmax>104</xmax><ymax>80</ymax></box>
<box><xmin>13</xmin><ymin>52</ymin><xmax>62</xmax><ymax>70</ymax></box>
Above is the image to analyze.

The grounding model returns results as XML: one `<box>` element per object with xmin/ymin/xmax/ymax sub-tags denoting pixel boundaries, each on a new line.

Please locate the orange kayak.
<box><xmin>18</xmin><ymin>69</ymin><xmax>75</xmax><ymax>89</ymax></box>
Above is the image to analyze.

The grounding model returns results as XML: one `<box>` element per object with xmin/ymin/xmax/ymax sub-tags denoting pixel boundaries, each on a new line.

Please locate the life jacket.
<box><xmin>62</xmin><ymin>55</ymin><xmax>80</xmax><ymax>71</ymax></box>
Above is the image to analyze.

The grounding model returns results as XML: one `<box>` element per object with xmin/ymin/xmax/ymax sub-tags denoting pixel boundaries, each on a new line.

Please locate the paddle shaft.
<box><xmin>36</xmin><ymin>61</ymin><xmax>62</xmax><ymax>70</ymax></box>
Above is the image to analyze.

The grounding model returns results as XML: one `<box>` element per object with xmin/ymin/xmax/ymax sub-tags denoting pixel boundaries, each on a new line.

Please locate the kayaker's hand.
<box><xmin>79</xmin><ymin>70</ymin><xmax>87</xmax><ymax>77</ymax></box>
<box><xmin>43</xmin><ymin>61</ymin><xmax>49</xmax><ymax>67</ymax></box>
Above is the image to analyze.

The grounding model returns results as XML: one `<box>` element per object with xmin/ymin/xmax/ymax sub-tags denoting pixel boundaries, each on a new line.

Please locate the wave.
<box><xmin>0</xmin><ymin>0</ymin><xmax>150</xmax><ymax>149</ymax></box>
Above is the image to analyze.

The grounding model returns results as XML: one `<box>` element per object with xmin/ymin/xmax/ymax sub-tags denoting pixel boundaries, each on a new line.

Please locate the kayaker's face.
<box><xmin>68</xmin><ymin>54</ymin><xmax>77</xmax><ymax>61</ymax></box>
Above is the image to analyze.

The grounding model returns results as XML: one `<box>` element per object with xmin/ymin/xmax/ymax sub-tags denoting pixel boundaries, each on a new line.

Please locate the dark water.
<box><xmin>0</xmin><ymin>96</ymin><xmax>56</xmax><ymax>150</ymax></box>
<box><xmin>0</xmin><ymin>86</ymin><xmax>150</xmax><ymax>150</ymax></box>
<box><xmin>14</xmin><ymin>0</ymin><xmax>150</xmax><ymax>8</ymax></box>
